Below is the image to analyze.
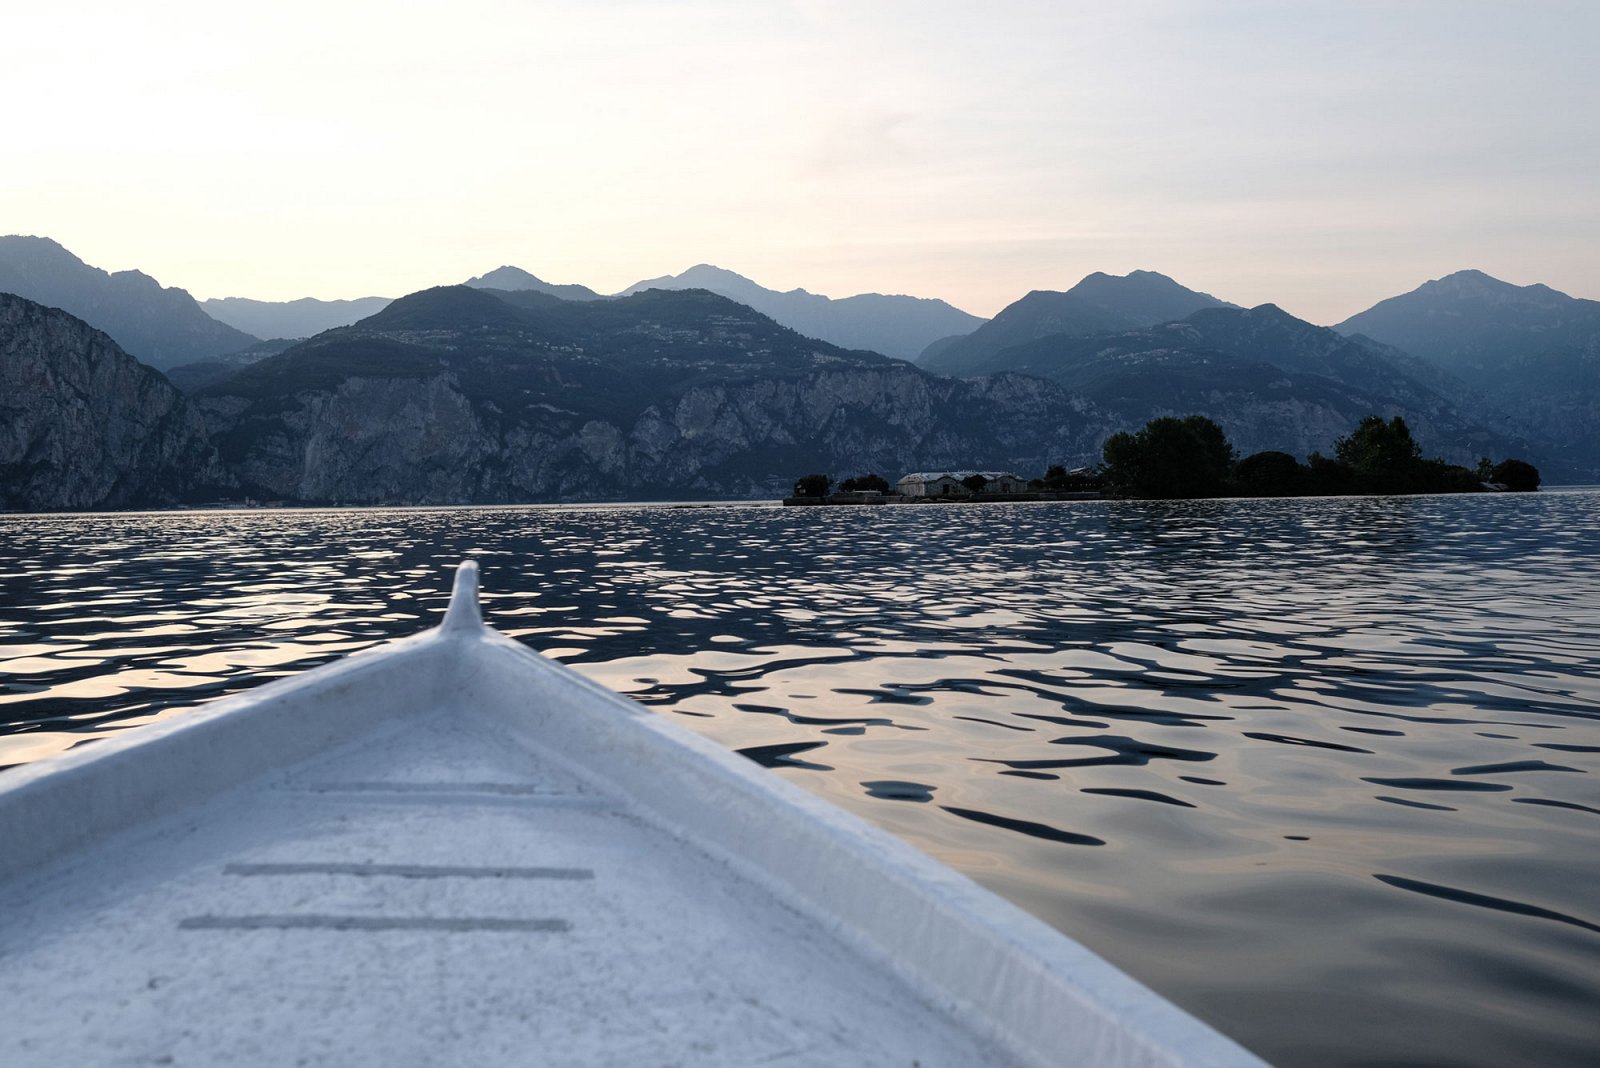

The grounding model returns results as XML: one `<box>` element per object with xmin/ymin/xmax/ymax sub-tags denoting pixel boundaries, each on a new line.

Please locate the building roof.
<box><xmin>897</xmin><ymin>471</ymin><xmax>1023</xmax><ymax>484</ymax></box>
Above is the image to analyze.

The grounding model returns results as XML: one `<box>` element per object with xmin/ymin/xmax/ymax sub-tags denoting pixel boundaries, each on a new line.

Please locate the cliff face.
<box><xmin>199</xmin><ymin>359</ymin><xmax>1115</xmax><ymax>504</ymax></box>
<box><xmin>0</xmin><ymin>294</ymin><xmax>226</xmax><ymax>510</ymax></box>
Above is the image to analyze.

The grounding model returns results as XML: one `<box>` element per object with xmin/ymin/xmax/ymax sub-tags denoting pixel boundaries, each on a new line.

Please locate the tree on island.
<box><xmin>793</xmin><ymin>473</ymin><xmax>832</xmax><ymax>498</ymax></box>
<box><xmin>1234</xmin><ymin>450</ymin><xmax>1303</xmax><ymax>497</ymax></box>
<box><xmin>1331</xmin><ymin>416</ymin><xmax>1486</xmax><ymax>495</ymax></box>
<box><xmin>1334</xmin><ymin>416</ymin><xmax>1424</xmax><ymax>494</ymax></box>
<box><xmin>1490</xmin><ymin>458</ymin><xmax>1540</xmax><ymax>491</ymax></box>
<box><xmin>839</xmin><ymin>473</ymin><xmax>890</xmax><ymax>493</ymax></box>
<box><xmin>1102</xmin><ymin>415</ymin><xmax>1235</xmax><ymax>498</ymax></box>
<box><xmin>961</xmin><ymin>473</ymin><xmax>988</xmax><ymax>495</ymax></box>
<box><xmin>1097</xmin><ymin>412</ymin><xmax>1532</xmax><ymax>500</ymax></box>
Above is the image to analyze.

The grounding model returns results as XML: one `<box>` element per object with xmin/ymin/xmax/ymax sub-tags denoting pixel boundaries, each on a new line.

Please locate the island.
<box><xmin>785</xmin><ymin>415</ymin><xmax>1540</xmax><ymax>505</ymax></box>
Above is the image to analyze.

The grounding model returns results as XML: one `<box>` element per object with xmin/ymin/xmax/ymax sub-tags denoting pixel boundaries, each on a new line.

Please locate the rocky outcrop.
<box><xmin>0</xmin><ymin>294</ymin><xmax>227</xmax><ymax>510</ymax></box>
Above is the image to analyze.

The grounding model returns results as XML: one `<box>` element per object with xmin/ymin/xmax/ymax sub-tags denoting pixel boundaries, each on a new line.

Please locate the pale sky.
<box><xmin>5</xmin><ymin>0</ymin><xmax>1596</xmax><ymax>324</ymax></box>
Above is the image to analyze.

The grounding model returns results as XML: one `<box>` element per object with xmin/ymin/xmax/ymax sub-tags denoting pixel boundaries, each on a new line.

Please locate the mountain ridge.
<box><xmin>919</xmin><ymin>270</ymin><xmax>1237</xmax><ymax>376</ymax></box>
<box><xmin>1335</xmin><ymin>269</ymin><xmax>1600</xmax><ymax>475</ymax></box>
<box><xmin>463</xmin><ymin>265</ymin><xmax>603</xmax><ymax>301</ymax></box>
<box><xmin>952</xmin><ymin>299</ymin><xmax>1543</xmax><ymax>472</ymax></box>
<box><xmin>202</xmin><ymin>295</ymin><xmax>393</xmax><ymax>339</ymax></box>
<box><xmin>0</xmin><ymin>236</ymin><xmax>258</xmax><ymax>370</ymax></box>
<box><xmin>617</xmin><ymin>263</ymin><xmax>986</xmax><ymax>360</ymax></box>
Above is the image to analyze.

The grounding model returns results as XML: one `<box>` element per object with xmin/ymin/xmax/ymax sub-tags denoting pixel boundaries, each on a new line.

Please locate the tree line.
<box><xmin>1100</xmin><ymin>414</ymin><xmax>1540</xmax><ymax>499</ymax></box>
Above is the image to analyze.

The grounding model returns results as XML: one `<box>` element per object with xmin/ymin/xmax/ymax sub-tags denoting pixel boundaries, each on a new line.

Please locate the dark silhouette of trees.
<box><xmin>1326</xmin><ymin>416</ymin><xmax>1484</xmax><ymax>494</ymax></box>
<box><xmin>1234</xmin><ymin>450</ymin><xmax>1303</xmax><ymax>496</ymax></box>
<box><xmin>1304</xmin><ymin>451</ymin><xmax>1356</xmax><ymax>495</ymax></box>
<box><xmin>1097</xmin><ymin>412</ymin><xmax>1525</xmax><ymax>500</ymax></box>
<box><xmin>792</xmin><ymin>473</ymin><xmax>831</xmax><ymax>498</ymax></box>
<box><xmin>961</xmin><ymin>473</ymin><xmax>988</xmax><ymax>495</ymax></box>
<box><xmin>1418</xmin><ymin>458</ymin><xmax>1482</xmax><ymax>493</ymax></box>
<box><xmin>1490</xmin><ymin>458</ymin><xmax>1541</xmax><ymax>491</ymax></box>
<box><xmin>839</xmin><ymin>473</ymin><xmax>890</xmax><ymax>493</ymax></box>
<box><xmin>1102</xmin><ymin>415</ymin><xmax>1235</xmax><ymax>498</ymax></box>
<box><xmin>1334</xmin><ymin>416</ymin><xmax>1423</xmax><ymax>493</ymax></box>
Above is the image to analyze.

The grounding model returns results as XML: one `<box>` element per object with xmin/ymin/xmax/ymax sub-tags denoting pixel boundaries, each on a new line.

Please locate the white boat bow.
<box><xmin>0</xmin><ymin>561</ymin><xmax>1267</xmax><ymax>1067</ymax></box>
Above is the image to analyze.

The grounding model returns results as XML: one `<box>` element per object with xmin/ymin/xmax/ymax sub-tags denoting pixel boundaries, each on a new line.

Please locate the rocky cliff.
<box><xmin>0</xmin><ymin>294</ymin><xmax>226</xmax><ymax>510</ymax></box>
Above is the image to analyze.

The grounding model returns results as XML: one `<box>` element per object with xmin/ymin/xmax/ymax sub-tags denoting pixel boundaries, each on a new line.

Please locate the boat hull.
<box><xmin>0</xmin><ymin>562</ymin><xmax>1266</xmax><ymax>1067</ymax></box>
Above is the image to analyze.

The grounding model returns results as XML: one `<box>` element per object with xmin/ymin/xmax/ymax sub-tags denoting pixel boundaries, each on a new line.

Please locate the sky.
<box><xmin>4</xmin><ymin>0</ymin><xmax>1597</xmax><ymax>324</ymax></box>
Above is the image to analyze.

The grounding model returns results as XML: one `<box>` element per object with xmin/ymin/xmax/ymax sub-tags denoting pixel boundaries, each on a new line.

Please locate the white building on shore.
<box><xmin>895</xmin><ymin>471</ymin><xmax>1027</xmax><ymax>497</ymax></box>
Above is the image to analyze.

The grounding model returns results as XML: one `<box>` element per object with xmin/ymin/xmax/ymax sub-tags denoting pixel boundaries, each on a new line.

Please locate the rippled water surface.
<box><xmin>3</xmin><ymin>493</ymin><xmax>1598</xmax><ymax>1066</ymax></box>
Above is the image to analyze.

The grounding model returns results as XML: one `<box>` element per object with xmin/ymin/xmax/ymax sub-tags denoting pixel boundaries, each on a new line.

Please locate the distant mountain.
<box><xmin>920</xmin><ymin>270</ymin><xmax>1236</xmax><ymax>376</ymax></box>
<box><xmin>164</xmin><ymin>338</ymin><xmax>299</xmax><ymax>393</ymax></box>
<box><xmin>0</xmin><ymin>236</ymin><xmax>257</xmax><ymax>370</ymax></box>
<box><xmin>964</xmin><ymin>302</ymin><xmax>1539</xmax><ymax>469</ymax></box>
<box><xmin>0</xmin><ymin>293</ymin><xmax>226</xmax><ymax>509</ymax></box>
<box><xmin>1337</xmin><ymin>270</ymin><xmax>1600</xmax><ymax>476</ymax></box>
<box><xmin>201</xmin><ymin>295</ymin><xmax>393</xmax><ymax>340</ymax></box>
<box><xmin>193</xmin><ymin>285</ymin><xmax>1105</xmax><ymax>504</ymax></box>
<box><xmin>463</xmin><ymin>266</ymin><xmax>603</xmax><ymax>301</ymax></box>
<box><xmin>618</xmin><ymin>264</ymin><xmax>985</xmax><ymax>361</ymax></box>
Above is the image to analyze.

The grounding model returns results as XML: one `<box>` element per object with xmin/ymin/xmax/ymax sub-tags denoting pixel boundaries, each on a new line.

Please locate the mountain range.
<box><xmin>961</xmin><ymin>302</ymin><xmax>1534</xmax><ymax>465</ymax></box>
<box><xmin>189</xmin><ymin>285</ymin><xmax>1099</xmax><ymax>504</ymax></box>
<box><xmin>1</xmin><ymin>236</ymin><xmax>1595</xmax><ymax>509</ymax></box>
<box><xmin>194</xmin><ymin>262</ymin><xmax>982</xmax><ymax>363</ymax></box>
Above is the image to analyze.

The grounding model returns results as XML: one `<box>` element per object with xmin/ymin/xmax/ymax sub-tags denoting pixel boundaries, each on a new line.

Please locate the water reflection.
<box><xmin>1</xmin><ymin>494</ymin><xmax>1598</xmax><ymax>1066</ymax></box>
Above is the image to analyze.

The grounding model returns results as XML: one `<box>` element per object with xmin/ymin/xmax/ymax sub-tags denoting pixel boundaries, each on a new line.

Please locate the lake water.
<box><xmin>2</xmin><ymin>492</ymin><xmax>1597</xmax><ymax>1067</ymax></box>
